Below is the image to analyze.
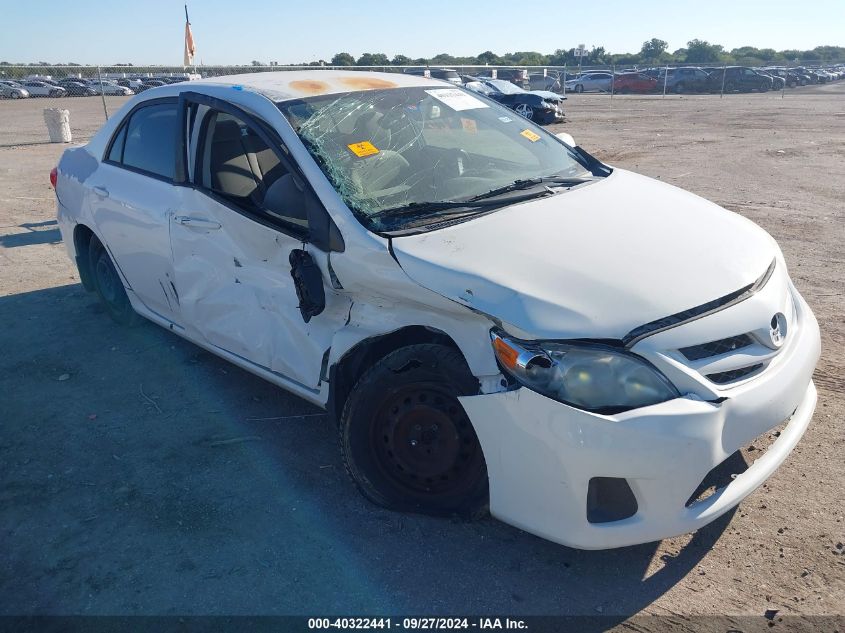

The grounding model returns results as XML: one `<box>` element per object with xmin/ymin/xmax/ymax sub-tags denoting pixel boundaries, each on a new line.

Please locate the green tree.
<box><xmin>391</xmin><ymin>54</ymin><xmax>412</xmax><ymax>66</ymax></box>
<box><xmin>640</xmin><ymin>38</ymin><xmax>667</xmax><ymax>62</ymax></box>
<box><xmin>684</xmin><ymin>39</ymin><xmax>723</xmax><ymax>63</ymax></box>
<box><xmin>331</xmin><ymin>52</ymin><xmax>355</xmax><ymax>66</ymax></box>
<box><xmin>431</xmin><ymin>53</ymin><xmax>456</xmax><ymax>65</ymax></box>
<box><xmin>476</xmin><ymin>50</ymin><xmax>501</xmax><ymax>65</ymax></box>
<box><xmin>356</xmin><ymin>53</ymin><xmax>390</xmax><ymax>66</ymax></box>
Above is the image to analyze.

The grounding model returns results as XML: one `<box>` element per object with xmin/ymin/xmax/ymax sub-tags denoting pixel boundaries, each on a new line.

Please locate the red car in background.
<box><xmin>613</xmin><ymin>72</ymin><xmax>657</xmax><ymax>94</ymax></box>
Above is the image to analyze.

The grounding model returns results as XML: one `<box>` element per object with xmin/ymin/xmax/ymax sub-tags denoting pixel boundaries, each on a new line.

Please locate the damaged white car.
<box><xmin>53</xmin><ymin>71</ymin><xmax>820</xmax><ymax>549</ymax></box>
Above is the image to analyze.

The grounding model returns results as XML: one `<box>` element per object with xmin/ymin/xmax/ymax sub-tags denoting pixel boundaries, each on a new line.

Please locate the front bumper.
<box><xmin>459</xmin><ymin>290</ymin><xmax>820</xmax><ymax>550</ymax></box>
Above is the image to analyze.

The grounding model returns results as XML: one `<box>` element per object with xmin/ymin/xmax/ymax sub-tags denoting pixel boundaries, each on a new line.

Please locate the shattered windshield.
<box><xmin>278</xmin><ymin>87</ymin><xmax>590</xmax><ymax>232</ymax></box>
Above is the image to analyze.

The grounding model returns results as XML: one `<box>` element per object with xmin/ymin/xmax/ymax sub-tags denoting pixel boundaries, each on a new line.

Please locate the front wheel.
<box><xmin>10</xmin><ymin>92</ymin><xmax>19</xmax><ymax>99</ymax></box>
<box><xmin>759</xmin><ymin>82</ymin><xmax>769</xmax><ymax>92</ymax></box>
<box><xmin>340</xmin><ymin>344</ymin><xmax>488</xmax><ymax>518</ymax></box>
<box><xmin>88</xmin><ymin>236</ymin><xmax>142</xmax><ymax>326</ymax></box>
<box><xmin>673</xmin><ymin>82</ymin><xmax>686</xmax><ymax>94</ymax></box>
<box><xmin>514</xmin><ymin>103</ymin><xmax>534</xmax><ymax>119</ymax></box>
<box><xmin>574</xmin><ymin>84</ymin><xmax>584</xmax><ymax>93</ymax></box>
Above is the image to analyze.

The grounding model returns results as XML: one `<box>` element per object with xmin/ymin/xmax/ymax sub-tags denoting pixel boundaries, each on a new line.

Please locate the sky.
<box><xmin>2</xmin><ymin>0</ymin><xmax>843</xmax><ymax>65</ymax></box>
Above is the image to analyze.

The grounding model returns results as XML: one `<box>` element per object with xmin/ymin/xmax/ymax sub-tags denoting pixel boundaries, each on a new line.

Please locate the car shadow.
<box><xmin>0</xmin><ymin>220</ymin><xmax>61</xmax><ymax>248</ymax></box>
<box><xmin>0</xmin><ymin>283</ymin><xmax>735</xmax><ymax>618</ymax></box>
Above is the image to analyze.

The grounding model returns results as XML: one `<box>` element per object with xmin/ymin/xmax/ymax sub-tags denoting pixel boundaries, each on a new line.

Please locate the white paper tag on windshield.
<box><xmin>426</xmin><ymin>89</ymin><xmax>488</xmax><ymax>111</ymax></box>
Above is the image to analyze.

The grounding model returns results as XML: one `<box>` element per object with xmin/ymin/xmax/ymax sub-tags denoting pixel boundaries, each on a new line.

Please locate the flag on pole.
<box><xmin>183</xmin><ymin>5</ymin><xmax>196</xmax><ymax>67</ymax></box>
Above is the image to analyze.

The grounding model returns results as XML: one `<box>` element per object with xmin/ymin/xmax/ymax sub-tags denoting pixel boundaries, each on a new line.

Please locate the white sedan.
<box><xmin>53</xmin><ymin>71</ymin><xmax>820</xmax><ymax>549</ymax></box>
<box><xmin>564</xmin><ymin>72</ymin><xmax>614</xmax><ymax>93</ymax></box>
<box><xmin>93</xmin><ymin>81</ymin><xmax>134</xmax><ymax>96</ymax></box>
<box><xmin>19</xmin><ymin>80</ymin><xmax>66</xmax><ymax>98</ymax></box>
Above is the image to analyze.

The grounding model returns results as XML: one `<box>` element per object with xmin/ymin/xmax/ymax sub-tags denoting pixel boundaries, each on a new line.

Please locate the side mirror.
<box><xmin>555</xmin><ymin>132</ymin><xmax>576</xmax><ymax>147</ymax></box>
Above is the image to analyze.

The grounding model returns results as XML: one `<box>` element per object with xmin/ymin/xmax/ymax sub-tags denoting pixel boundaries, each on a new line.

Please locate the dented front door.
<box><xmin>169</xmin><ymin>188</ymin><xmax>349</xmax><ymax>391</ymax></box>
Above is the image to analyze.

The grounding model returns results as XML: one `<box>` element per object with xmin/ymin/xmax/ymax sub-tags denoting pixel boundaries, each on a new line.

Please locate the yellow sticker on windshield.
<box><xmin>347</xmin><ymin>141</ymin><xmax>380</xmax><ymax>157</ymax></box>
<box><xmin>520</xmin><ymin>129</ymin><xmax>541</xmax><ymax>142</ymax></box>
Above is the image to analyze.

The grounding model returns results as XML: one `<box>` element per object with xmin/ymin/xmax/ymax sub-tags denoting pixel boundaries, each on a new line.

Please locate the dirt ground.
<box><xmin>0</xmin><ymin>85</ymin><xmax>843</xmax><ymax>620</ymax></box>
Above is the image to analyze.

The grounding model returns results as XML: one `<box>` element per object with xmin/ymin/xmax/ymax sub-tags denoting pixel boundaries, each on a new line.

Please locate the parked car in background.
<box><xmin>529</xmin><ymin>72</ymin><xmax>561</xmax><ymax>92</ymax></box>
<box><xmin>19</xmin><ymin>80</ymin><xmax>66</xmax><ymax>97</ymax></box>
<box><xmin>762</xmin><ymin>67</ymin><xmax>801</xmax><ymax>87</ymax></box>
<box><xmin>755</xmin><ymin>70</ymin><xmax>786</xmax><ymax>90</ymax></box>
<box><xmin>56</xmin><ymin>79</ymin><xmax>98</xmax><ymax>97</ymax></box>
<box><xmin>464</xmin><ymin>77</ymin><xmax>565</xmax><ymax>124</ymax></box>
<box><xmin>90</xmin><ymin>81</ymin><xmax>134</xmax><ymax>96</ymax></box>
<box><xmin>404</xmin><ymin>68</ymin><xmax>462</xmax><ymax>85</ymax></box>
<box><xmin>657</xmin><ymin>67</ymin><xmax>714</xmax><ymax>94</ymax></box>
<box><xmin>704</xmin><ymin>67</ymin><xmax>773</xmax><ymax>93</ymax></box>
<box><xmin>52</xmin><ymin>70</ymin><xmax>820</xmax><ymax>551</ymax></box>
<box><xmin>564</xmin><ymin>72</ymin><xmax>613</xmax><ymax>93</ymax></box>
<box><xmin>140</xmin><ymin>79</ymin><xmax>168</xmax><ymax>89</ymax></box>
<box><xmin>476</xmin><ymin>68</ymin><xmax>529</xmax><ymax>89</ymax></box>
<box><xmin>613</xmin><ymin>72</ymin><xmax>657</xmax><ymax>94</ymax></box>
<box><xmin>0</xmin><ymin>80</ymin><xmax>30</xmax><ymax>99</ymax></box>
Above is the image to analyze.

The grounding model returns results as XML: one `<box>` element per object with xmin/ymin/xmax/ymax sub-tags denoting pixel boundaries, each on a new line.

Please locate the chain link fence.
<box><xmin>1</xmin><ymin>61</ymin><xmax>843</xmax><ymax>145</ymax></box>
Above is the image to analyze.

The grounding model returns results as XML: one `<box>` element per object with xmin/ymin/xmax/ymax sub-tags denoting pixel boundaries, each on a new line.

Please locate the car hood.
<box><xmin>530</xmin><ymin>90</ymin><xmax>563</xmax><ymax>101</ymax></box>
<box><xmin>390</xmin><ymin>169</ymin><xmax>778</xmax><ymax>341</ymax></box>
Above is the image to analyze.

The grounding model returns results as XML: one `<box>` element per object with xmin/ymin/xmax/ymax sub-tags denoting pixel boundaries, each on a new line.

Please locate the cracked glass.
<box><xmin>278</xmin><ymin>87</ymin><xmax>588</xmax><ymax>231</ymax></box>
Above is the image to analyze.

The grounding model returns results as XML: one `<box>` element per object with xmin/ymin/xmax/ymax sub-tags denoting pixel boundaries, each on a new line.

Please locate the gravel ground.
<box><xmin>0</xmin><ymin>84</ymin><xmax>843</xmax><ymax>620</ymax></box>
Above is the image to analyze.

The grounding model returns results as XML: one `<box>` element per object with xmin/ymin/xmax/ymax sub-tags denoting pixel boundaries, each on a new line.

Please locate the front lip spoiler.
<box><xmin>622</xmin><ymin>258</ymin><xmax>777</xmax><ymax>348</ymax></box>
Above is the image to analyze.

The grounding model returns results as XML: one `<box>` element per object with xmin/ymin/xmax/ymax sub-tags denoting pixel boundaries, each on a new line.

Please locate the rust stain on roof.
<box><xmin>289</xmin><ymin>80</ymin><xmax>330</xmax><ymax>95</ymax></box>
<box><xmin>338</xmin><ymin>77</ymin><xmax>397</xmax><ymax>90</ymax></box>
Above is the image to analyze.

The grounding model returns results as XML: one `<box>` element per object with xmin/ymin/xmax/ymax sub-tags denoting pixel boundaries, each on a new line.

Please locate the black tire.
<box><xmin>10</xmin><ymin>92</ymin><xmax>20</xmax><ymax>99</ymax></box>
<box><xmin>725</xmin><ymin>80</ymin><xmax>736</xmax><ymax>93</ymax></box>
<box><xmin>88</xmin><ymin>236</ymin><xmax>142</xmax><ymax>327</ymax></box>
<box><xmin>759</xmin><ymin>82</ymin><xmax>769</xmax><ymax>92</ymax></box>
<box><xmin>673</xmin><ymin>82</ymin><xmax>685</xmax><ymax>94</ymax></box>
<box><xmin>340</xmin><ymin>344</ymin><xmax>488</xmax><ymax>518</ymax></box>
<box><xmin>619</xmin><ymin>87</ymin><xmax>630</xmax><ymax>95</ymax></box>
<box><xmin>574</xmin><ymin>84</ymin><xmax>584</xmax><ymax>93</ymax></box>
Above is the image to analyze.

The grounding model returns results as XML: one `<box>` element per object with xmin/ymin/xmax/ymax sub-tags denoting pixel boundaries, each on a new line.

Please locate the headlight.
<box><xmin>491</xmin><ymin>330</ymin><xmax>680</xmax><ymax>413</ymax></box>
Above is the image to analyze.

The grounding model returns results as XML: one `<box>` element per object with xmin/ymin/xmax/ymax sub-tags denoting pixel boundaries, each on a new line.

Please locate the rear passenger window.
<box><xmin>119</xmin><ymin>103</ymin><xmax>178</xmax><ymax>179</ymax></box>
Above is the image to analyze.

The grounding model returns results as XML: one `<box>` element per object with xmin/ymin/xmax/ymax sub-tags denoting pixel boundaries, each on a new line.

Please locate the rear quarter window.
<box><xmin>110</xmin><ymin>102</ymin><xmax>178</xmax><ymax>180</ymax></box>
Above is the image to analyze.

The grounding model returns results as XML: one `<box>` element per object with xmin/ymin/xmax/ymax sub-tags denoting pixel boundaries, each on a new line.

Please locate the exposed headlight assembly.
<box><xmin>491</xmin><ymin>330</ymin><xmax>680</xmax><ymax>413</ymax></box>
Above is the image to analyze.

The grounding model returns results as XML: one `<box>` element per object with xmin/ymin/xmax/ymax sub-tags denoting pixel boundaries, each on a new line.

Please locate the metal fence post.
<box><xmin>720</xmin><ymin>63</ymin><xmax>727</xmax><ymax>99</ymax></box>
<box><xmin>610</xmin><ymin>64</ymin><xmax>615</xmax><ymax>101</ymax></box>
<box><xmin>96</xmin><ymin>65</ymin><xmax>109</xmax><ymax>119</ymax></box>
<box><xmin>662</xmin><ymin>64</ymin><xmax>668</xmax><ymax>98</ymax></box>
<box><xmin>562</xmin><ymin>63</ymin><xmax>566</xmax><ymax>97</ymax></box>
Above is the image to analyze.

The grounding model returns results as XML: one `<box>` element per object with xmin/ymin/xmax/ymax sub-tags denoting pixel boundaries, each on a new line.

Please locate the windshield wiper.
<box><xmin>368</xmin><ymin>175</ymin><xmax>591</xmax><ymax>227</ymax></box>
<box><xmin>465</xmin><ymin>175</ymin><xmax>591</xmax><ymax>202</ymax></box>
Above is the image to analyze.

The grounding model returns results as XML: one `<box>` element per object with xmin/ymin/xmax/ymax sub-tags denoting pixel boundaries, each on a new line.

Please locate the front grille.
<box><xmin>679</xmin><ymin>334</ymin><xmax>755</xmax><ymax>361</ymax></box>
<box><xmin>706</xmin><ymin>364</ymin><xmax>763</xmax><ymax>384</ymax></box>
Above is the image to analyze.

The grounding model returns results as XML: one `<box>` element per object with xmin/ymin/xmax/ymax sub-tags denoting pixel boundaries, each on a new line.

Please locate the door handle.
<box><xmin>173</xmin><ymin>216</ymin><xmax>222</xmax><ymax>230</ymax></box>
<box><xmin>92</xmin><ymin>186</ymin><xmax>109</xmax><ymax>198</ymax></box>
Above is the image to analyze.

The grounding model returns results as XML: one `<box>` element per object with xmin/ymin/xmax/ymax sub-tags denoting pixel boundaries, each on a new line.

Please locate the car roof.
<box><xmin>189</xmin><ymin>70</ymin><xmax>448</xmax><ymax>102</ymax></box>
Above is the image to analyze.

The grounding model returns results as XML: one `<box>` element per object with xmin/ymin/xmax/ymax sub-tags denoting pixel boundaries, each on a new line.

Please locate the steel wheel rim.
<box><xmin>372</xmin><ymin>384</ymin><xmax>482</xmax><ymax>497</ymax></box>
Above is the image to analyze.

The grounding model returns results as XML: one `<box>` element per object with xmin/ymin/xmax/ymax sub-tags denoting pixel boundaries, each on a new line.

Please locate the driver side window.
<box><xmin>197</xmin><ymin>111</ymin><xmax>309</xmax><ymax>231</ymax></box>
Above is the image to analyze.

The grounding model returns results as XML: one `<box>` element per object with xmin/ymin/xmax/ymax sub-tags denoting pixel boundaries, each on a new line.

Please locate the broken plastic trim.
<box><xmin>622</xmin><ymin>258</ymin><xmax>777</xmax><ymax>348</ymax></box>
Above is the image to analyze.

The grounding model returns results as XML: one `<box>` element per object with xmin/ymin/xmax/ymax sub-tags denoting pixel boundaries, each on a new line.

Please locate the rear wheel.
<box><xmin>88</xmin><ymin>236</ymin><xmax>142</xmax><ymax>326</ymax></box>
<box><xmin>574</xmin><ymin>84</ymin><xmax>584</xmax><ymax>93</ymax></box>
<box><xmin>725</xmin><ymin>80</ymin><xmax>736</xmax><ymax>92</ymax></box>
<box><xmin>673</xmin><ymin>82</ymin><xmax>686</xmax><ymax>94</ymax></box>
<box><xmin>340</xmin><ymin>344</ymin><xmax>488</xmax><ymax>518</ymax></box>
<box><xmin>759</xmin><ymin>81</ymin><xmax>769</xmax><ymax>92</ymax></box>
<box><xmin>10</xmin><ymin>92</ymin><xmax>19</xmax><ymax>99</ymax></box>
